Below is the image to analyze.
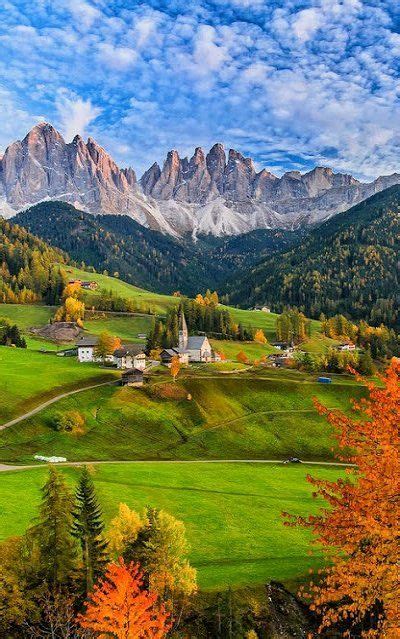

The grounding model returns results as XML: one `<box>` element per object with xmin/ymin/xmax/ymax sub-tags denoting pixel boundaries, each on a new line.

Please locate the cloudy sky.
<box><xmin>1</xmin><ymin>0</ymin><xmax>400</xmax><ymax>179</ymax></box>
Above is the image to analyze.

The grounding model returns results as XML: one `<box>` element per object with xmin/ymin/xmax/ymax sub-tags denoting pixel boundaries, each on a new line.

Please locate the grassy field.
<box><xmin>0</xmin><ymin>369</ymin><xmax>364</xmax><ymax>463</ymax></box>
<box><xmin>84</xmin><ymin>313</ymin><xmax>153</xmax><ymax>344</ymax></box>
<box><xmin>0</xmin><ymin>346</ymin><xmax>118</xmax><ymax>423</ymax></box>
<box><xmin>0</xmin><ymin>462</ymin><xmax>343</xmax><ymax>590</ymax></box>
<box><xmin>67</xmin><ymin>266</ymin><xmax>178</xmax><ymax>315</ymax></box>
<box><xmin>211</xmin><ymin>339</ymin><xmax>276</xmax><ymax>361</ymax></box>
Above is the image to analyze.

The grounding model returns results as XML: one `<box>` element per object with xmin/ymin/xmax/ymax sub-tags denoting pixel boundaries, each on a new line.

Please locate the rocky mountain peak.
<box><xmin>1</xmin><ymin>122</ymin><xmax>399</xmax><ymax>239</ymax></box>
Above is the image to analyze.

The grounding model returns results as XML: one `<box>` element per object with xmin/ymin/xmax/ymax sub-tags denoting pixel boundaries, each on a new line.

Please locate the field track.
<box><xmin>0</xmin><ymin>459</ymin><xmax>354</xmax><ymax>472</ymax></box>
<box><xmin>0</xmin><ymin>380</ymin><xmax>119</xmax><ymax>431</ymax></box>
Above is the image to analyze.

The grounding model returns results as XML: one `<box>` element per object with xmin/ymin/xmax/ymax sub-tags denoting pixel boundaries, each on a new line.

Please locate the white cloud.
<box><xmin>55</xmin><ymin>90</ymin><xmax>102</xmax><ymax>141</ymax></box>
<box><xmin>293</xmin><ymin>8</ymin><xmax>323</xmax><ymax>42</ymax></box>
<box><xmin>96</xmin><ymin>43</ymin><xmax>138</xmax><ymax>70</ymax></box>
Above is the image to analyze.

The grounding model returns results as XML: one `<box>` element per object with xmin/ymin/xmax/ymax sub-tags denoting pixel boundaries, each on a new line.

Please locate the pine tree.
<box><xmin>72</xmin><ymin>466</ymin><xmax>108</xmax><ymax>593</ymax></box>
<box><xmin>33</xmin><ymin>466</ymin><xmax>77</xmax><ymax>588</ymax></box>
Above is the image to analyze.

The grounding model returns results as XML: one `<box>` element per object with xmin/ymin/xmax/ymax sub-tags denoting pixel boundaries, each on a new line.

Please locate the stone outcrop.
<box><xmin>2</xmin><ymin>122</ymin><xmax>400</xmax><ymax>237</ymax></box>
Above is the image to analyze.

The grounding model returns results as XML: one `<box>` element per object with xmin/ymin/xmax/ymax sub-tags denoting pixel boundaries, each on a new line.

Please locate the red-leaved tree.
<box><xmin>284</xmin><ymin>359</ymin><xmax>400</xmax><ymax>638</ymax></box>
<box><xmin>77</xmin><ymin>558</ymin><xmax>170</xmax><ymax>638</ymax></box>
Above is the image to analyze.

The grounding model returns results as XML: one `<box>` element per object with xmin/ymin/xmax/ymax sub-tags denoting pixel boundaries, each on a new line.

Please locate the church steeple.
<box><xmin>179</xmin><ymin>311</ymin><xmax>188</xmax><ymax>351</ymax></box>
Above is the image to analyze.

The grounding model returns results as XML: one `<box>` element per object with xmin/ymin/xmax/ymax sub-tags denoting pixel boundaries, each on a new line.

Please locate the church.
<box><xmin>160</xmin><ymin>312</ymin><xmax>218</xmax><ymax>364</ymax></box>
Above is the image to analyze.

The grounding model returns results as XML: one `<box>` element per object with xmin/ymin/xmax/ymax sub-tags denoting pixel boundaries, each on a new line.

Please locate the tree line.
<box><xmin>0</xmin><ymin>218</ymin><xmax>67</xmax><ymax>305</ymax></box>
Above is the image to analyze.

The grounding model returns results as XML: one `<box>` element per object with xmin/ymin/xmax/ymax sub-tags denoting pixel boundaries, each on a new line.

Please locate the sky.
<box><xmin>1</xmin><ymin>0</ymin><xmax>400</xmax><ymax>179</ymax></box>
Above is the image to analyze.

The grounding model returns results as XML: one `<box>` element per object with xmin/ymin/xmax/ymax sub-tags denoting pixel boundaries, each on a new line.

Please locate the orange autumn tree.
<box><xmin>285</xmin><ymin>359</ymin><xmax>400</xmax><ymax>638</ymax></box>
<box><xmin>77</xmin><ymin>559</ymin><xmax>170</xmax><ymax>639</ymax></box>
<box><xmin>170</xmin><ymin>355</ymin><xmax>181</xmax><ymax>382</ymax></box>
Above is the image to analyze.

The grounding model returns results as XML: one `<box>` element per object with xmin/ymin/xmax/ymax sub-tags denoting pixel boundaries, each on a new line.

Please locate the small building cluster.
<box><xmin>160</xmin><ymin>313</ymin><xmax>221</xmax><ymax>365</ymax></box>
<box><xmin>68</xmin><ymin>279</ymin><xmax>98</xmax><ymax>291</ymax></box>
<box><xmin>336</xmin><ymin>342</ymin><xmax>356</xmax><ymax>352</ymax></box>
<box><xmin>76</xmin><ymin>337</ymin><xmax>146</xmax><ymax>369</ymax></box>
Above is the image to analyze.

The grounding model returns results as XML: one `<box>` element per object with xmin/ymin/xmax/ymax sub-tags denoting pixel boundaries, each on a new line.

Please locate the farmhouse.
<box><xmin>160</xmin><ymin>348</ymin><xmax>189</xmax><ymax>365</ymax></box>
<box><xmin>113</xmin><ymin>345</ymin><xmax>147</xmax><ymax>370</ymax></box>
<box><xmin>336</xmin><ymin>342</ymin><xmax>356</xmax><ymax>352</ymax></box>
<box><xmin>69</xmin><ymin>279</ymin><xmax>98</xmax><ymax>290</ymax></box>
<box><xmin>76</xmin><ymin>336</ymin><xmax>114</xmax><ymax>363</ymax></box>
<box><xmin>76</xmin><ymin>336</ymin><xmax>99</xmax><ymax>362</ymax></box>
<box><xmin>121</xmin><ymin>368</ymin><xmax>144</xmax><ymax>387</ymax></box>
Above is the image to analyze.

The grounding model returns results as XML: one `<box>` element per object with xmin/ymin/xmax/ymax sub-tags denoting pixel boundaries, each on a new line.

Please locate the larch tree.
<box><xmin>108</xmin><ymin>503</ymin><xmax>143</xmax><ymax>556</ymax></box>
<box><xmin>254</xmin><ymin>329</ymin><xmax>267</xmax><ymax>344</ymax></box>
<box><xmin>72</xmin><ymin>466</ymin><xmax>109</xmax><ymax>594</ymax></box>
<box><xmin>123</xmin><ymin>507</ymin><xmax>197</xmax><ymax>624</ymax></box>
<box><xmin>77</xmin><ymin>559</ymin><xmax>170</xmax><ymax>639</ymax></box>
<box><xmin>170</xmin><ymin>355</ymin><xmax>181</xmax><ymax>382</ymax></box>
<box><xmin>284</xmin><ymin>359</ymin><xmax>400</xmax><ymax>638</ymax></box>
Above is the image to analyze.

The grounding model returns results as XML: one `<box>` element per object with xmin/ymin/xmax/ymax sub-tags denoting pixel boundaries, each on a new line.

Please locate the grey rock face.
<box><xmin>2</xmin><ymin>122</ymin><xmax>400</xmax><ymax>237</ymax></box>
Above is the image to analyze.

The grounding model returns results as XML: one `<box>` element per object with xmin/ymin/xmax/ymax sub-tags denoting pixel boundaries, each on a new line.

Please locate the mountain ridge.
<box><xmin>2</xmin><ymin>122</ymin><xmax>400</xmax><ymax>237</ymax></box>
<box><xmin>228</xmin><ymin>185</ymin><xmax>400</xmax><ymax>327</ymax></box>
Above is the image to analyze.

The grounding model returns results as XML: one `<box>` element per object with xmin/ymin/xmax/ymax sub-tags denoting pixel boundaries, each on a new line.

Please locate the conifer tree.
<box><xmin>33</xmin><ymin>466</ymin><xmax>77</xmax><ymax>588</ymax></box>
<box><xmin>72</xmin><ymin>466</ymin><xmax>108</xmax><ymax>593</ymax></box>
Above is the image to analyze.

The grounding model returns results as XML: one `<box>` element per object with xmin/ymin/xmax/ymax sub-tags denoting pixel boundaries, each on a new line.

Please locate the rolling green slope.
<box><xmin>67</xmin><ymin>265</ymin><xmax>178</xmax><ymax>315</ymax></box>
<box><xmin>0</xmin><ymin>370</ymin><xmax>364</xmax><ymax>463</ymax></box>
<box><xmin>0</xmin><ymin>347</ymin><xmax>118</xmax><ymax>423</ymax></box>
<box><xmin>0</xmin><ymin>462</ymin><xmax>343</xmax><ymax>590</ymax></box>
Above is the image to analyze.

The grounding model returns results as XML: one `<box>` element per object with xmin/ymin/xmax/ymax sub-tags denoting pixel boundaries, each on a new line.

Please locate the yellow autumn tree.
<box><xmin>94</xmin><ymin>331</ymin><xmax>121</xmax><ymax>361</ymax></box>
<box><xmin>254</xmin><ymin>329</ymin><xmax>267</xmax><ymax>344</ymax></box>
<box><xmin>54</xmin><ymin>296</ymin><xmax>85</xmax><ymax>326</ymax></box>
<box><xmin>108</xmin><ymin>504</ymin><xmax>143</xmax><ymax>556</ymax></box>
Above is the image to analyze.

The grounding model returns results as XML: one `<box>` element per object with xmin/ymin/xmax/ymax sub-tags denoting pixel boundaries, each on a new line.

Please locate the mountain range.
<box><xmin>2</xmin><ymin>122</ymin><xmax>400</xmax><ymax>238</ymax></box>
<box><xmin>230</xmin><ymin>185</ymin><xmax>400</xmax><ymax>327</ymax></box>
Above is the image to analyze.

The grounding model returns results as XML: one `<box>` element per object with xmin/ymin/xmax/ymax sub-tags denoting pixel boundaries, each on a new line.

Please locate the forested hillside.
<box><xmin>229</xmin><ymin>186</ymin><xmax>400</xmax><ymax>327</ymax></box>
<box><xmin>0</xmin><ymin>218</ymin><xmax>67</xmax><ymax>304</ymax></box>
<box><xmin>14</xmin><ymin>202</ymin><xmax>300</xmax><ymax>295</ymax></box>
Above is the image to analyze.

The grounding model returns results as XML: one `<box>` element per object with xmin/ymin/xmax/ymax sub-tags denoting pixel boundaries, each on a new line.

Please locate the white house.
<box><xmin>113</xmin><ymin>346</ymin><xmax>147</xmax><ymax>370</ymax></box>
<box><xmin>77</xmin><ymin>336</ymin><xmax>98</xmax><ymax>362</ymax></box>
<box><xmin>336</xmin><ymin>342</ymin><xmax>356</xmax><ymax>352</ymax></box>
<box><xmin>76</xmin><ymin>336</ymin><xmax>113</xmax><ymax>363</ymax></box>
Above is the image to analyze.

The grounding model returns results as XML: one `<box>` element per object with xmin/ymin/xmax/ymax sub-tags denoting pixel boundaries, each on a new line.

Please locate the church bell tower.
<box><xmin>179</xmin><ymin>311</ymin><xmax>188</xmax><ymax>351</ymax></box>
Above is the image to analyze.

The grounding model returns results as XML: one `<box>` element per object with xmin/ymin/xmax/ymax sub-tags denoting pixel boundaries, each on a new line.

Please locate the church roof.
<box><xmin>187</xmin><ymin>335</ymin><xmax>209</xmax><ymax>350</ymax></box>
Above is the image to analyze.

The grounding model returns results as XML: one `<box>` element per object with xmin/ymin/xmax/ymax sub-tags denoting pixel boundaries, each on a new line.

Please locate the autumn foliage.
<box><xmin>77</xmin><ymin>558</ymin><xmax>170</xmax><ymax>638</ymax></box>
<box><xmin>285</xmin><ymin>359</ymin><xmax>400</xmax><ymax>638</ymax></box>
<box><xmin>170</xmin><ymin>354</ymin><xmax>181</xmax><ymax>381</ymax></box>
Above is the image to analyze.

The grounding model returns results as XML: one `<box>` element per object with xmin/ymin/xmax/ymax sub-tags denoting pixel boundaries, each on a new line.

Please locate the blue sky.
<box><xmin>1</xmin><ymin>0</ymin><xmax>400</xmax><ymax>179</ymax></box>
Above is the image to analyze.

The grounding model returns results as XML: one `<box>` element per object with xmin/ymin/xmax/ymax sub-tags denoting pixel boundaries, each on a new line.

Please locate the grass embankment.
<box><xmin>0</xmin><ymin>369</ymin><xmax>364</xmax><ymax>463</ymax></box>
<box><xmin>0</xmin><ymin>347</ymin><xmax>118</xmax><ymax>423</ymax></box>
<box><xmin>0</xmin><ymin>462</ymin><xmax>343</xmax><ymax>590</ymax></box>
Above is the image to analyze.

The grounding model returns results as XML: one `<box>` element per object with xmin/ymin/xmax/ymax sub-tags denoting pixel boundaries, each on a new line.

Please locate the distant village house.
<box><xmin>121</xmin><ymin>368</ymin><xmax>144</xmax><ymax>387</ymax></box>
<box><xmin>69</xmin><ymin>279</ymin><xmax>98</xmax><ymax>291</ymax></box>
<box><xmin>113</xmin><ymin>346</ymin><xmax>147</xmax><ymax>370</ymax></box>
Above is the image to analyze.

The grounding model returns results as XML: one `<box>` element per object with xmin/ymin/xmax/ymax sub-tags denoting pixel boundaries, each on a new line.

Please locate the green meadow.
<box><xmin>66</xmin><ymin>265</ymin><xmax>178</xmax><ymax>314</ymax></box>
<box><xmin>0</xmin><ymin>462</ymin><xmax>343</xmax><ymax>590</ymax></box>
<box><xmin>0</xmin><ymin>346</ymin><xmax>118</xmax><ymax>423</ymax></box>
<box><xmin>0</xmin><ymin>370</ymin><xmax>364</xmax><ymax>463</ymax></box>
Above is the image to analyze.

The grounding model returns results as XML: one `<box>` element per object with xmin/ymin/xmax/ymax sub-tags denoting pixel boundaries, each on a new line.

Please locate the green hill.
<box><xmin>229</xmin><ymin>185</ymin><xmax>400</xmax><ymax>326</ymax></box>
<box><xmin>0</xmin><ymin>369</ymin><xmax>364</xmax><ymax>463</ymax></box>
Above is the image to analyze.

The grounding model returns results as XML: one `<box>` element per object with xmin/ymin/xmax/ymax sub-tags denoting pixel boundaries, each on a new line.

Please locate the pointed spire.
<box><xmin>179</xmin><ymin>311</ymin><xmax>188</xmax><ymax>351</ymax></box>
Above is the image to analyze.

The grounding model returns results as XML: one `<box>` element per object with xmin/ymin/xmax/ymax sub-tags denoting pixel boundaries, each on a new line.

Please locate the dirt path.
<box><xmin>0</xmin><ymin>459</ymin><xmax>354</xmax><ymax>472</ymax></box>
<box><xmin>0</xmin><ymin>380</ymin><xmax>119</xmax><ymax>431</ymax></box>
